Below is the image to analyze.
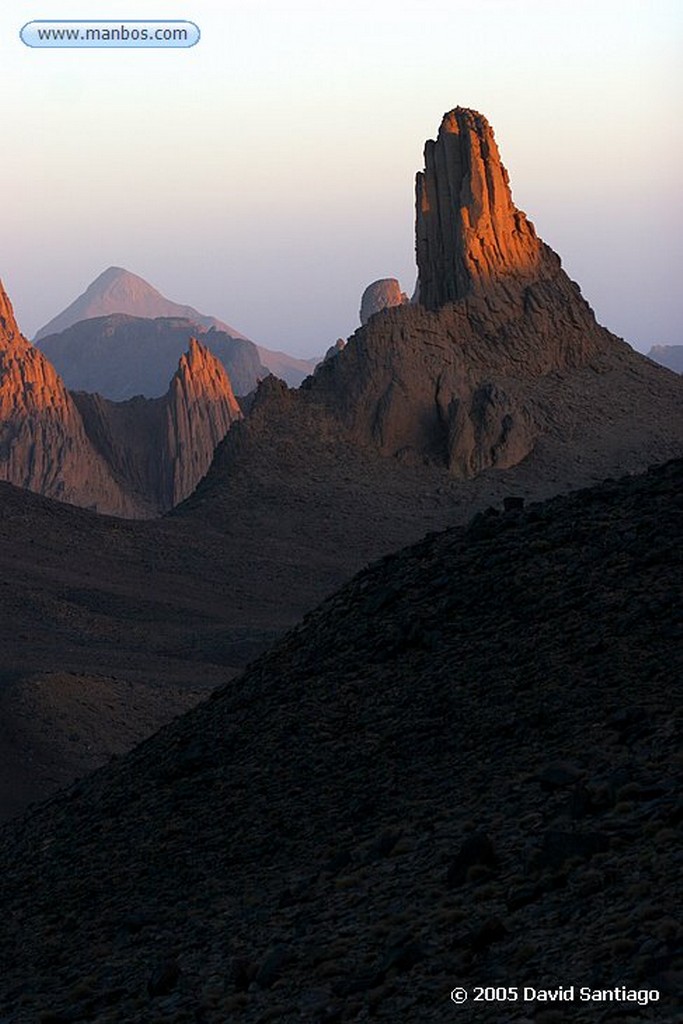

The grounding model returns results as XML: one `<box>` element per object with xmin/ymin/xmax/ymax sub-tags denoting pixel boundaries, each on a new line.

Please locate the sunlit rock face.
<box><xmin>359</xmin><ymin>279</ymin><xmax>408</xmax><ymax>326</ymax></box>
<box><xmin>415</xmin><ymin>107</ymin><xmax>548</xmax><ymax>309</ymax></box>
<box><xmin>165</xmin><ymin>338</ymin><xmax>243</xmax><ymax>506</ymax></box>
<box><xmin>0</xmin><ymin>281</ymin><xmax>140</xmax><ymax>515</ymax></box>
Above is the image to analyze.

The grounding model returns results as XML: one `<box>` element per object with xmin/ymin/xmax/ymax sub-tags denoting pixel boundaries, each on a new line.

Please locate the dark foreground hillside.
<box><xmin>1</xmin><ymin>460</ymin><xmax>681</xmax><ymax>1023</ymax></box>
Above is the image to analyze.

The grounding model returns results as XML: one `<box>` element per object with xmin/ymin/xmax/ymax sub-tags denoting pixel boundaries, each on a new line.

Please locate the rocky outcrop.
<box><xmin>74</xmin><ymin>338</ymin><xmax>242</xmax><ymax>510</ymax></box>
<box><xmin>301</xmin><ymin>107</ymin><xmax>624</xmax><ymax>478</ymax></box>
<box><xmin>2</xmin><ymin>280</ymin><xmax>241</xmax><ymax>514</ymax></box>
<box><xmin>0</xmin><ymin>282</ymin><xmax>143</xmax><ymax>516</ymax></box>
<box><xmin>359</xmin><ymin>278</ymin><xmax>408</xmax><ymax>325</ymax></box>
<box><xmin>164</xmin><ymin>338</ymin><xmax>242</xmax><ymax>505</ymax></box>
<box><xmin>38</xmin><ymin>314</ymin><xmax>266</xmax><ymax>399</ymax></box>
<box><xmin>415</xmin><ymin>107</ymin><xmax>553</xmax><ymax>309</ymax></box>
<box><xmin>322</xmin><ymin>338</ymin><xmax>346</xmax><ymax>363</ymax></box>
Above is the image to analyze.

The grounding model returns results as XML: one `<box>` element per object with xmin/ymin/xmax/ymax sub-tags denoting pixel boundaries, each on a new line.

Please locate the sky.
<box><xmin>1</xmin><ymin>0</ymin><xmax>681</xmax><ymax>357</ymax></box>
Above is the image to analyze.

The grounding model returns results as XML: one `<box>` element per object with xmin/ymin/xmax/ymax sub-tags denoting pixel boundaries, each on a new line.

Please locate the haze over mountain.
<box><xmin>34</xmin><ymin>266</ymin><xmax>249</xmax><ymax>342</ymax></box>
<box><xmin>35</xmin><ymin>267</ymin><xmax>320</xmax><ymax>389</ymax></box>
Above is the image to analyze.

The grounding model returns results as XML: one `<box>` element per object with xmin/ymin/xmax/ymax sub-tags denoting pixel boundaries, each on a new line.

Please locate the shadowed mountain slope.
<box><xmin>0</xmin><ymin>442</ymin><xmax>481</xmax><ymax>823</ymax></box>
<box><xmin>0</xmin><ymin>459</ymin><xmax>680</xmax><ymax>1022</ymax></box>
<box><xmin>1</xmin><ymin>105</ymin><xmax>682</xmax><ymax>825</ymax></box>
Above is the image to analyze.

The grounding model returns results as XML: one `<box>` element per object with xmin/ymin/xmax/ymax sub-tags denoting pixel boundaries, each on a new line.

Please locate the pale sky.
<box><xmin>1</xmin><ymin>0</ymin><xmax>681</xmax><ymax>356</ymax></box>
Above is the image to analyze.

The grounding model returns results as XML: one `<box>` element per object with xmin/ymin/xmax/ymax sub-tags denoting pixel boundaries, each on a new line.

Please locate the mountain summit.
<box><xmin>0</xmin><ymin>281</ymin><xmax>21</xmax><ymax>343</ymax></box>
<box><xmin>415</xmin><ymin>106</ymin><xmax>547</xmax><ymax>308</ymax></box>
<box><xmin>34</xmin><ymin>267</ymin><xmax>247</xmax><ymax>342</ymax></box>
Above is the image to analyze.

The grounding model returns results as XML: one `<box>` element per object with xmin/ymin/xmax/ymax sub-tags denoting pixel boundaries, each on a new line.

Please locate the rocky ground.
<box><xmin>0</xmin><ymin>459</ymin><xmax>680</xmax><ymax>1023</ymax></box>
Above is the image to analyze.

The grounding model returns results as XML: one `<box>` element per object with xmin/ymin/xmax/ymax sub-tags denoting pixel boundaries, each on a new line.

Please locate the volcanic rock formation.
<box><xmin>74</xmin><ymin>338</ymin><xmax>242</xmax><ymax>510</ymax></box>
<box><xmin>359</xmin><ymin>278</ymin><xmax>409</xmax><ymax>325</ymax></box>
<box><xmin>415</xmin><ymin>106</ymin><xmax>547</xmax><ymax>308</ymax></box>
<box><xmin>0</xmin><ymin>282</ymin><xmax>142</xmax><ymax>515</ymax></box>
<box><xmin>291</xmin><ymin>106</ymin><xmax>675</xmax><ymax>479</ymax></box>
<box><xmin>1</xmin><ymin>280</ymin><xmax>242</xmax><ymax>514</ymax></box>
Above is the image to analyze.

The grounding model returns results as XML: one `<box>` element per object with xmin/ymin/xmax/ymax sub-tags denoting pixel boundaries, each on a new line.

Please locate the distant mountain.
<box><xmin>647</xmin><ymin>344</ymin><xmax>683</xmax><ymax>374</ymax></box>
<box><xmin>34</xmin><ymin>266</ymin><xmax>248</xmax><ymax>342</ymax></box>
<box><xmin>38</xmin><ymin>314</ymin><xmax>265</xmax><ymax>400</ymax></box>
<box><xmin>35</xmin><ymin>266</ymin><xmax>322</xmax><ymax>388</ymax></box>
<box><xmin>255</xmin><ymin>346</ymin><xmax>319</xmax><ymax>387</ymax></box>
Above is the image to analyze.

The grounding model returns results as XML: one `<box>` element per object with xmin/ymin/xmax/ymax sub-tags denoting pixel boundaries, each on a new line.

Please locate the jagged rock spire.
<box><xmin>165</xmin><ymin>338</ymin><xmax>242</xmax><ymax>506</ymax></box>
<box><xmin>415</xmin><ymin>107</ymin><xmax>543</xmax><ymax>309</ymax></box>
<box><xmin>0</xmin><ymin>281</ymin><xmax>21</xmax><ymax>343</ymax></box>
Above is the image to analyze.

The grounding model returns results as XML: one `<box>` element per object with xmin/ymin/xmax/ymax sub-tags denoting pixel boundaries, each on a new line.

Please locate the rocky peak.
<box><xmin>73</xmin><ymin>338</ymin><xmax>243</xmax><ymax>512</ymax></box>
<box><xmin>173</xmin><ymin>337</ymin><xmax>242</xmax><ymax>414</ymax></box>
<box><xmin>164</xmin><ymin>339</ymin><xmax>243</xmax><ymax>506</ymax></box>
<box><xmin>0</xmin><ymin>281</ymin><xmax>21</xmax><ymax>343</ymax></box>
<box><xmin>415</xmin><ymin>107</ymin><xmax>547</xmax><ymax>309</ymax></box>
